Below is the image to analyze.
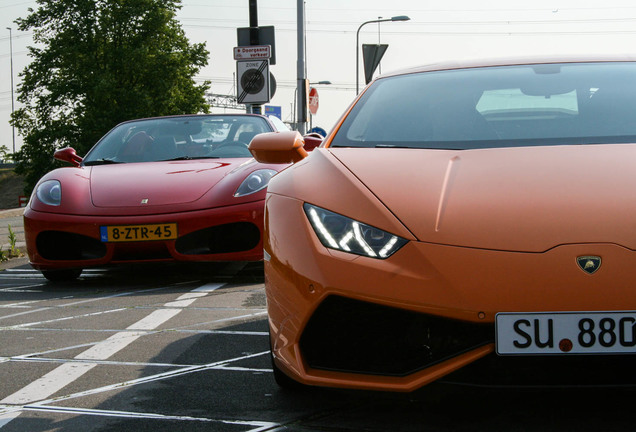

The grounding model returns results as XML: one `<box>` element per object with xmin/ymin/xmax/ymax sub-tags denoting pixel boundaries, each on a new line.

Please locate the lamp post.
<box><xmin>356</xmin><ymin>15</ymin><xmax>410</xmax><ymax>94</ymax></box>
<box><xmin>6</xmin><ymin>27</ymin><xmax>15</xmax><ymax>155</ymax></box>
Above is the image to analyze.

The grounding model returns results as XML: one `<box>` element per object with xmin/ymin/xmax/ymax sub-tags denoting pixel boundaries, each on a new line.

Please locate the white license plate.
<box><xmin>496</xmin><ymin>312</ymin><xmax>636</xmax><ymax>355</ymax></box>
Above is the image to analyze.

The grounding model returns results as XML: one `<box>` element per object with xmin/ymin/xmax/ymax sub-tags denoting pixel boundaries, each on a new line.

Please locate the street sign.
<box><xmin>236</xmin><ymin>60</ymin><xmax>270</xmax><ymax>104</ymax></box>
<box><xmin>233</xmin><ymin>45</ymin><xmax>271</xmax><ymax>61</ymax></box>
<box><xmin>308</xmin><ymin>87</ymin><xmax>319</xmax><ymax>115</ymax></box>
<box><xmin>237</xmin><ymin>26</ymin><xmax>277</xmax><ymax>65</ymax></box>
<box><xmin>265</xmin><ymin>105</ymin><xmax>282</xmax><ymax>119</ymax></box>
<box><xmin>309</xmin><ymin>127</ymin><xmax>327</xmax><ymax>137</ymax></box>
<box><xmin>362</xmin><ymin>44</ymin><xmax>389</xmax><ymax>84</ymax></box>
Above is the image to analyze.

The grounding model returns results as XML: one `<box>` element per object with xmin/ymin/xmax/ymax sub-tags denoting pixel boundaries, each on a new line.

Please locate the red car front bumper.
<box><xmin>24</xmin><ymin>201</ymin><xmax>265</xmax><ymax>271</ymax></box>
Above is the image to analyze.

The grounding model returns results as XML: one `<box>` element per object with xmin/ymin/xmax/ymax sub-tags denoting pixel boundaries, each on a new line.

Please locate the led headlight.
<box><xmin>234</xmin><ymin>169</ymin><xmax>277</xmax><ymax>197</ymax></box>
<box><xmin>35</xmin><ymin>180</ymin><xmax>62</xmax><ymax>206</ymax></box>
<box><xmin>304</xmin><ymin>203</ymin><xmax>407</xmax><ymax>259</ymax></box>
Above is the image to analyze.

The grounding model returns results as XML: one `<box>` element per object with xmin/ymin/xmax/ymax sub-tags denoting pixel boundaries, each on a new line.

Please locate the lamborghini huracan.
<box><xmin>24</xmin><ymin>114</ymin><xmax>306</xmax><ymax>282</ymax></box>
<box><xmin>250</xmin><ymin>55</ymin><xmax>636</xmax><ymax>391</ymax></box>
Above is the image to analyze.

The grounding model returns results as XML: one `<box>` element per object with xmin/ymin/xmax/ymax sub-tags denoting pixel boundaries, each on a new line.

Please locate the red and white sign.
<box><xmin>308</xmin><ymin>87</ymin><xmax>319</xmax><ymax>115</ymax></box>
<box><xmin>233</xmin><ymin>45</ymin><xmax>271</xmax><ymax>60</ymax></box>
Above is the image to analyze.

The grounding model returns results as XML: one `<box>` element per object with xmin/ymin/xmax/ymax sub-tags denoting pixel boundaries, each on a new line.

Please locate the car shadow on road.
<box><xmin>15</xmin><ymin>316</ymin><xmax>635</xmax><ymax>432</ymax></box>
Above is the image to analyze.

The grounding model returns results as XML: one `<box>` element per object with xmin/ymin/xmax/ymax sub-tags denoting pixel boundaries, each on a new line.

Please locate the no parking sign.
<box><xmin>236</xmin><ymin>60</ymin><xmax>270</xmax><ymax>104</ymax></box>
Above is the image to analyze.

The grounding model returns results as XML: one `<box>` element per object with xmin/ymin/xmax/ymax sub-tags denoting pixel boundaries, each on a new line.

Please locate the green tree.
<box><xmin>0</xmin><ymin>145</ymin><xmax>11</xmax><ymax>163</ymax></box>
<box><xmin>11</xmin><ymin>0</ymin><xmax>210</xmax><ymax>193</ymax></box>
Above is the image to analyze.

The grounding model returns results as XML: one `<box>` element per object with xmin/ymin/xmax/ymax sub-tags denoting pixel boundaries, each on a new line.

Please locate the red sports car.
<box><xmin>24</xmin><ymin>114</ymin><xmax>303</xmax><ymax>281</ymax></box>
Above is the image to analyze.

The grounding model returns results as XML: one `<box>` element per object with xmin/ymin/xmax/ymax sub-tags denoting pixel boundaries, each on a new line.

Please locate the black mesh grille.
<box><xmin>36</xmin><ymin>231</ymin><xmax>106</xmax><ymax>261</ymax></box>
<box><xmin>300</xmin><ymin>295</ymin><xmax>493</xmax><ymax>377</ymax></box>
<box><xmin>175</xmin><ymin>222</ymin><xmax>260</xmax><ymax>255</ymax></box>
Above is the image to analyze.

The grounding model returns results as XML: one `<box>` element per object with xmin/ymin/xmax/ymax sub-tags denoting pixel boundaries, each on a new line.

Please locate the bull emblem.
<box><xmin>576</xmin><ymin>256</ymin><xmax>601</xmax><ymax>275</ymax></box>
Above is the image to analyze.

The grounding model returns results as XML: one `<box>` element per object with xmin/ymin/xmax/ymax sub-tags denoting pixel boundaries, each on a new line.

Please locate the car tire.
<box><xmin>41</xmin><ymin>268</ymin><xmax>82</xmax><ymax>282</ymax></box>
<box><xmin>269</xmin><ymin>334</ymin><xmax>307</xmax><ymax>391</ymax></box>
<box><xmin>270</xmin><ymin>350</ymin><xmax>307</xmax><ymax>391</ymax></box>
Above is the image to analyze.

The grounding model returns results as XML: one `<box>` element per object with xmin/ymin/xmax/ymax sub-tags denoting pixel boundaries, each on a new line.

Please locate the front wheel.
<box><xmin>41</xmin><ymin>268</ymin><xmax>82</xmax><ymax>282</ymax></box>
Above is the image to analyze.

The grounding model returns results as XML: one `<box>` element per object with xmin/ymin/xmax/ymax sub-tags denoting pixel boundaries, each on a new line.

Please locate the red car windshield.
<box><xmin>331</xmin><ymin>62</ymin><xmax>636</xmax><ymax>150</ymax></box>
<box><xmin>84</xmin><ymin>115</ymin><xmax>272</xmax><ymax>164</ymax></box>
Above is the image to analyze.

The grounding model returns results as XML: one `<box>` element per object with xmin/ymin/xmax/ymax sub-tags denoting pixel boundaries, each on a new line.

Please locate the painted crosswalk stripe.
<box><xmin>0</xmin><ymin>282</ymin><xmax>224</xmax><ymax>406</ymax></box>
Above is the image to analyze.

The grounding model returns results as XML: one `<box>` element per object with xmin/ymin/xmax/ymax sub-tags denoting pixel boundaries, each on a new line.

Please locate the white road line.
<box><xmin>11</xmin><ymin>357</ymin><xmax>195</xmax><ymax>368</ymax></box>
<box><xmin>0</xmin><ymin>411</ymin><xmax>20</xmax><ymax>428</ymax></box>
<box><xmin>75</xmin><ymin>331</ymin><xmax>148</xmax><ymax>360</ymax></box>
<box><xmin>192</xmin><ymin>282</ymin><xmax>225</xmax><ymax>292</ymax></box>
<box><xmin>0</xmin><ymin>285</ymin><xmax>178</xmax><ymax>325</ymax></box>
<box><xmin>20</xmin><ymin>405</ymin><xmax>279</xmax><ymax>430</ymax></box>
<box><xmin>0</xmin><ymin>284</ymin><xmax>47</xmax><ymax>292</ymax></box>
<box><xmin>32</xmin><ymin>351</ymin><xmax>270</xmax><ymax>406</ymax></box>
<box><xmin>127</xmin><ymin>309</ymin><xmax>181</xmax><ymax>331</ymax></box>
<box><xmin>1</xmin><ymin>363</ymin><xmax>98</xmax><ymax>405</ymax></box>
<box><xmin>0</xmin><ymin>307</ymin><xmax>128</xmax><ymax>330</ymax></box>
<box><xmin>0</xmin><ymin>282</ymin><xmax>225</xmax><ymax>408</ymax></box>
<box><xmin>0</xmin><ymin>350</ymin><xmax>273</xmax><ymax>429</ymax></box>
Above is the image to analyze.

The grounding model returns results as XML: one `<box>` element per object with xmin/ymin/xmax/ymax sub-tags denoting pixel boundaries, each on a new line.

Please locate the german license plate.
<box><xmin>100</xmin><ymin>223</ymin><xmax>177</xmax><ymax>242</ymax></box>
<box><xmin>496</xmin><ymin>312</ymin><xmax>636</xmax><ymax>355</ymax></box>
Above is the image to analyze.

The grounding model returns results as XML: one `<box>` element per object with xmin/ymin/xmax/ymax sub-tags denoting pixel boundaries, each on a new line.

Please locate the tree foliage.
<box><xmin>12</xmin><ymin>0</ymin><xmax>210</xmax><ymax>193</ymax></box>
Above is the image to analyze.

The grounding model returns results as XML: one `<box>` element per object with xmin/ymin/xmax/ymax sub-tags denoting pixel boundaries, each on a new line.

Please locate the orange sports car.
<box><xmin>250</xmin><ymin>55</ymin><xmax>636</xmax><ymax>391</ymax></box>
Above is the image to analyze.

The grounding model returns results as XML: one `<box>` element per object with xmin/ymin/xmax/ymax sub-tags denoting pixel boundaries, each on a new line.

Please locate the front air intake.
<box><xmin>300</xmin><ymin>295</ymin><xmax>493</xmax><ymax>377</ymax></box>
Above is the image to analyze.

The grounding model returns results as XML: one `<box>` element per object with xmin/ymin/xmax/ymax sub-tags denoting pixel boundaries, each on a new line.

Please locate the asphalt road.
<box><xmin>1</xmin><ymin>261</ymin><xmax>636</xmax><ymax>431</ymax></box>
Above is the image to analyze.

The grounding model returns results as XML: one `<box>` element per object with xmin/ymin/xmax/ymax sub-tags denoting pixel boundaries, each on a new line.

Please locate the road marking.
<box><xmin>0</xmin><ymin>285</ymin><xmax>177</xmax><ymax>325</ymax></box>
<box><xmin>19</xmin><ymin>405</ymin><xmax>279</xmax><ymax>430</ymax></box>
<box><xmin>127</xmin><ymin>309</ymin><xmax>181</xmax><ymax>330</ymax></box>
<box><xmin>0</xmin><ymin>307</ymin><xmax>128</xmax><ymax>330</ymax></box>
<box><xmin>31</xmin><ymin>351</ymin><xmax>270</xmax><ymax>405</ymax></box>
<box><xmin>0</xmin><ymin>411</ymin><xmax>20</xmax><ymax>428</ymax></box>
<box><xmin>0</xmin><ymin>282</ymin><xmax>226</xmax><ymax>407</ymax></box>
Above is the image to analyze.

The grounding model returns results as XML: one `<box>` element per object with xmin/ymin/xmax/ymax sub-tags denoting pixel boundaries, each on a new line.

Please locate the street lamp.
<box><xmin>6</xmin><ymin>27</ymin><xmax>15</xmax><ymax>155</ymax></box>
<box><xmin>356</xmin><ymin>15</ymin><xmax>410</xmax><ymax>94</ymax></box>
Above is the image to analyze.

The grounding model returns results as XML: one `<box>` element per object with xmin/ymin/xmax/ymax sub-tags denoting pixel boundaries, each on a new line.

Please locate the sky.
<box><xmin>3</xmin><ymin>0</ymin><xmax>636</xmax><ymax>155</ymax></box>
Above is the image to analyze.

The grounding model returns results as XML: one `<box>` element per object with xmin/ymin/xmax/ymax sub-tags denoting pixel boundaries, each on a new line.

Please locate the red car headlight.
<box><xmin>35</xmin><ymin>179</ymin><xmax>62</xmax><ymax>206</ymax></box>
<box><xmin>234</xmin><ymin>169</ymin><xmax>277</xmax><ymax>197</ymax></box>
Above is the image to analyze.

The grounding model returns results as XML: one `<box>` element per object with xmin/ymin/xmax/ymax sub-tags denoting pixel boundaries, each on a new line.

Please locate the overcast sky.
<box><xmin>3</xmin><ymin>0</ymin><xmax>636</xmax><ymax>154</ymax></box>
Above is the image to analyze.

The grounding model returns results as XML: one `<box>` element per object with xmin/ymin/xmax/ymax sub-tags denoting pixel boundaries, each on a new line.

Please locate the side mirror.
<box><xmin>249</xmin><ymin>131</ymin><xmax>309</xmax><ymax>164</ymax></box>
<box><xmin>54</xmin><ymin>147</ymin><xmax>83</xmax><ymax>167</ymax></box>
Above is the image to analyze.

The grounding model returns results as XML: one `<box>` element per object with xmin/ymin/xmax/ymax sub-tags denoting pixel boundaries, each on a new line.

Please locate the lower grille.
<box><xmin>300</xmin><ymin>295</ymin><xmax>493</xmax><ymax>377</ymax></box>
<box><xmin>175</xmin><ymin>222</ymin><xmax>260</xmax><ymax>255</ymax></box>
<box><xmin>36</xmin><ymin>231</ymin><xmax>106</xmax><ymax>261</ymax></box>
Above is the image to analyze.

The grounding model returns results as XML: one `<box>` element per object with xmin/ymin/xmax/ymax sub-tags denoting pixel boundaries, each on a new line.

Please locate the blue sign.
<box><xmin>265</xmin><ymin>105</ymin><xmax>282</xmax><ymax>119</ymax></box>
<box><xmin>309</xmin><ymin>127</ymin><xmax>327</xmax><ymax>137</ymax></box>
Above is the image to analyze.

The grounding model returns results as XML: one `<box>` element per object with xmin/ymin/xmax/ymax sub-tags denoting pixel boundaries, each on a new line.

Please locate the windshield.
<box><xmin>330</xmin><ymin>62</ymin><xmax>636</xmax><ymax>150</ymax></box>
<box><xmin>83</xmin><ymin>115</ymin><xmax>273</xmax><ymax>164</ymax></box>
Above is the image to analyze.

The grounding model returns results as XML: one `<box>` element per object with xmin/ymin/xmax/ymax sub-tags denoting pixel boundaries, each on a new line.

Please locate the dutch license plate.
<box><xmin>496</xmin><ymin>311</ymin><xmax>636</xmax><ymax>355</ymax></box>
<box><xmin>100</xmin><ymin>223</ymin><xmax>177</xmax><ymax>243</ymax></box>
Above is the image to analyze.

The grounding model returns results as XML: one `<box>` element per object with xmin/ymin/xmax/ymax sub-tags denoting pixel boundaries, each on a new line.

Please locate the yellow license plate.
<box><xmin>100</xmin><ymin>223</ymin><xmax>178</xmax><ymax>242</ymax></box>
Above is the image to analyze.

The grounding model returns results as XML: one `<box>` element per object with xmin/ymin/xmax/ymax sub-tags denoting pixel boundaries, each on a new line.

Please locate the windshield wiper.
<box><xmin>374</xmin><ymin>144</ymin><xmax>415</xmax><ymax>148</ymax></box>
<box><xmin>374</xmin><ymin>144</ymin><xmax>466</xmax><ymax>150</ymax></box>
<box><xmin>83</xmin><ymin>159</ymin><xmax>122</xmax><ymax>166</ymax></box>
<box><xmin>160</xmin><ymin>156</ymin><xmax>221</xmax><ymax>161</ymax></box>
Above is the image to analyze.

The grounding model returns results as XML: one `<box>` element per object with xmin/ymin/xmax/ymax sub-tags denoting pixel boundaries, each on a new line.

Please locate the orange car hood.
<box><xmin>330</xmin><ymin>144</ymin><xmax>636</xmax><ymax>252</ymax></box>
<box><xmin>89</xmin><ymin>159</ymin><xmax>235</xmax><ymax>208</ymax></box>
